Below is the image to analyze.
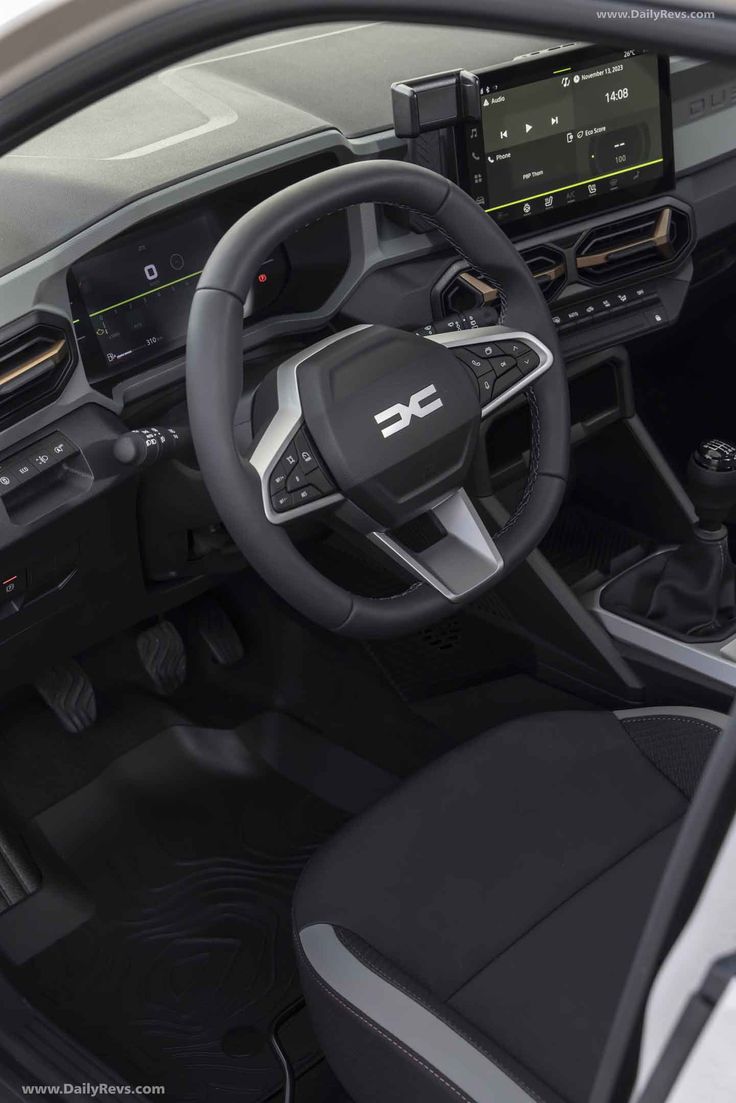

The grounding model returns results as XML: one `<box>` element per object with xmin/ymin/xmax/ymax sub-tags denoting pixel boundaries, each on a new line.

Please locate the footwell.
<box><xmin>18</xmin><ymin>723</ymin><xmax>350</xmax><ymax>1102</ymax></box>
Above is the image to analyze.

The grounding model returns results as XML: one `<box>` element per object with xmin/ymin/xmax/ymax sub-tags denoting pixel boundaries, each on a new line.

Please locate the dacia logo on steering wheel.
<box><xmin>374</xmin><ymin>384</ymin><xmax>444</xmax><ymax>439</ymax></box>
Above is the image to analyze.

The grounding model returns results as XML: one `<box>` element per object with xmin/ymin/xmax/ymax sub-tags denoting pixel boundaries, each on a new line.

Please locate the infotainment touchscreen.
<box><xmin>461</xmin><ymin>47</ymin><xmax>673</xmax><ymax>233</ymax></box>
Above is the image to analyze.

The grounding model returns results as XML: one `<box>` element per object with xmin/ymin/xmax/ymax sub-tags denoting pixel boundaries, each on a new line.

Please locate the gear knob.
<box><xmin>687</xmin><ymin>439</ymin><xmax>736</xmax><ymax>531</ymax></box>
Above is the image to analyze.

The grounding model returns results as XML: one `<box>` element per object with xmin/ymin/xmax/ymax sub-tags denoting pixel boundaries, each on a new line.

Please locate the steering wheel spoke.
<box><xmin>427</xmin><ymin>326</ymin><xmax>554</xmax><ymax>418</ymax></box>
<box><xmin>368</xmin><ymin>489</ymin><xmax>503</xmax><ymax>602</ymax></box>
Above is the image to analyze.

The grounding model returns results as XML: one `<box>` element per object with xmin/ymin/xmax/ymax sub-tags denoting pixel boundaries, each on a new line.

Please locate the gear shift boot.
<box><xmin>600</xmin><ymin>439</ymin><xmax>736</xmax><ymax>641</ymax></box>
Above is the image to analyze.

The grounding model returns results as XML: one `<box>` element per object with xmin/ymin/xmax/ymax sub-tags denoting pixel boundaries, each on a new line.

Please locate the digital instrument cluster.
<box><xmin>68</xmin><ymin>208</ymin><xmax>287</xmax><ymax>381</ymax></box>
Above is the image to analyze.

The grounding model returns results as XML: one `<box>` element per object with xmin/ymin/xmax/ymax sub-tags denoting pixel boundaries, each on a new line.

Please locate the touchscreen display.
<box><xmin>463</xmin><ymin>48</ymin><xmax>673</xmax><ymax>231</ymax></box>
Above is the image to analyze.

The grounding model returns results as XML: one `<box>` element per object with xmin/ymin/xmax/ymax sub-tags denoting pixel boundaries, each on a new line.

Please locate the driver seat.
<box><xmin>294</xmin><ymin>707</ymin><xmax>729</xmax><ymax>1103</ymax></box>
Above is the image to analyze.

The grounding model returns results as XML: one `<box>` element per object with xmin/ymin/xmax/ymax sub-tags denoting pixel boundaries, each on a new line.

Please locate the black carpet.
<box><xmin>19</xmin><ymin>724</ymin><xmax>348</xmax><ymax>1102</ymax></box>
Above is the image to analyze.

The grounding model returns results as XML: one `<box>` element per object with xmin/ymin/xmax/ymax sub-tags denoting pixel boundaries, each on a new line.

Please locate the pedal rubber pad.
<box><xmin>35</xmin><ymin>660</ymin><xmax>97</xmax><ymax>733</ymax></box>
<box><xmin>195</xmin><ymin>599</ymin><xmax>245</xmax><ymax>666</ymax></box>
<box><xmin>136</xmin><ymin>621</ymin><xmax>186</xmax><ymax>695</ymax></box>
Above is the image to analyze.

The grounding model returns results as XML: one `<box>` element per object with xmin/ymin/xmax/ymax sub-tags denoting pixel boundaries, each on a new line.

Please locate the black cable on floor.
<box><xmin>270</xmin><ymin>998</ymin><xmax>306</xmax><ymax>1103</ymax></box>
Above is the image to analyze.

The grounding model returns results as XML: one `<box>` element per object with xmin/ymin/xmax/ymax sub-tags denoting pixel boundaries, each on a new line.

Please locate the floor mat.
<box><xmin>18</xmin><ymin>724</ymin><xmax>348</xmax><ymax>1103</ymax></box>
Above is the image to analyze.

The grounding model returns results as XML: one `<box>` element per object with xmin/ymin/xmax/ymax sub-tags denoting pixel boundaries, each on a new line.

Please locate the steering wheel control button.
<box><xmin>269</xmin><ymin>464</ymin><xmax>288</xmax><ymax>495</ymax></box>
<box><xmin>272</xmin><ymin>490</ymin><xmax>295</xmax><ymax>513</ymax></box>
<box><xmin>455</xmin><ymin>350</ymin><xmax>488</xmax><ymax>378</ymax></box>
<box><xmin>498</xmin><ymin>340</ymin><xmax>530</xmax><ymax>357</ymax></box>
<box><xmin>281</xmin><ymin>441</ymin><xmax>300</xmax><ymax>471</ymax></box>
<box><xmin>293</xmin><ymin>485</ymin><xmax>323</xmax><ymax>506</ymax></box>
<box><xmin>517</xmin><ymin>350</ymin><xmax>541</xmax><ymax>374</ymax></box>
<box><xmin>294</xmin><ymin>430</ymin><xmax>318</xmax><ymax>474</ymax></box>
<box><xmin>493</xmin><ymin>368</ymin><xmax>523</xmax><ymax>397</ymax></box>
<box><xmin>286</xmin><ymin>467</ymin><xmax>308</xmax><ymax>492</ymax></box>
<box><xmin>478</xmin><ymin>373</ymin><xmax>495</xmax><ymax>401</ymax></box>
<box><xmin>476</xmin><ymin>342</ymin><xmax>503</xmax><ymax>358</ymax></box>
<box><xmin>489</xmin><ymin>355</ymin><xmax>517</xmax><ymax>376</ymax></box>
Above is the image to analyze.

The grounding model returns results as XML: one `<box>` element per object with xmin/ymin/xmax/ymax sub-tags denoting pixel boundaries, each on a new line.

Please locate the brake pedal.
<box><xmin>136</xmin><ymin>620</ymin><xmax>186</xmax><ymax>695</ymax></box>
<box><xmin>35</xmin><ymin>660</ymin><xmax>97</xmax><ymax>733</ymax></box>
<box><xmin>195</xmin><ymin>598</ymin><xmax>245</xmax><ymax>666</ymax></box>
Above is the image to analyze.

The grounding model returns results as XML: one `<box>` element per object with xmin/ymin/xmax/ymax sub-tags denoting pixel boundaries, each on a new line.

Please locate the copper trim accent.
<box><xmin>458</xmin><ymin>272</ymin><xmax>499</xmax><ymax>304</ymax></box>
<box><xmin>532</xmin><ymin>263</ymin><xmax>565</xmax><ymax>284</ymax></box>
<box><xmin>576</xmin><ymin>207</ymin><xmax>673</xmax><ymax>271</ymax></box>
<box><xmin>0</xmin><ymin>336</ymin><xmax>67</xmax><ymax>390</ymax></box>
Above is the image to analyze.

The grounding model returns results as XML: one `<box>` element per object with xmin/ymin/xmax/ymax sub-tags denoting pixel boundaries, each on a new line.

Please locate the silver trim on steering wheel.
<box><xmin>369</xmin><ymin>488</ymin><xmax>503</xmax><ymax>602</ymax></box>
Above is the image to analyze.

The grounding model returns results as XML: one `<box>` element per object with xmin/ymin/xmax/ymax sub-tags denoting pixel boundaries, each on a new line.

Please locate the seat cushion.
<box><xmin>294</xmin><ymin>709</ymin><xmax>724</xmax><ymax>1103</ymax></box>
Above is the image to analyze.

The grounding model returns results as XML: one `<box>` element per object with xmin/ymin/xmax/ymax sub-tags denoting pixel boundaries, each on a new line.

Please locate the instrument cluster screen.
<box><xmin>463</xmin><ymin>48</ymin><xmax>673</xmax><ymax>232</ymax></box>
<box><xmin>70</xmin><ymin>209</ymin><xmax>287</xmax><ymax>378</ymax></box>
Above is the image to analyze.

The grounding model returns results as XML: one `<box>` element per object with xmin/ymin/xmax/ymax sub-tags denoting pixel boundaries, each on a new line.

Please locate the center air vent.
<box><xmin>519</xmin><ymin>245</ymin><xmax>566</xmax><ymax>301</ymax></box>
<box><xmin>575</xmin><ymin>206</ymin><xmax>692</xmax><ymax>285</ymax></box>
<box><xmin>0</xmin><ymin>315</ymin><xmax>74</xmax><ymax>430</ymax></box>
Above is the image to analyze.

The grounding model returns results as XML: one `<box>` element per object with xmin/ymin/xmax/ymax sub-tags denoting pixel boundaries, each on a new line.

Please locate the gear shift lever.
<box><xmin>601</xmin><ymin>438</ymin><xmax>736</xmax><ymax>638</ymax></box>
<box><xmin>687</xmin><ymin>439</ymin><xmax>736</xmax><ymax>533</ymax></box>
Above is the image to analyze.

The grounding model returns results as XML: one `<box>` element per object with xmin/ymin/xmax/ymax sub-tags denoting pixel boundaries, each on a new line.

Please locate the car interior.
<box><xmin>1</xmin><ymin>5</ymin><xmax>736</xmax><ymax>1102</ymax></box>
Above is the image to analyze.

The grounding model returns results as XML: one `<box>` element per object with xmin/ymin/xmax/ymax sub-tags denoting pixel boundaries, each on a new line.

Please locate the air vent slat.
<box><xmin>520</xmin><ymin>245</ymin><xmax>566</xmax><ymax>302</ymax></box>
<box><xmin>0</xmin><ymin>317</ymin><xmax>74</xmax><ymax>430</ymax></box>
<box><xmin>575</xmin><ymin>206</ymin><xmax>692</xmax><ymax>285</ymax></box>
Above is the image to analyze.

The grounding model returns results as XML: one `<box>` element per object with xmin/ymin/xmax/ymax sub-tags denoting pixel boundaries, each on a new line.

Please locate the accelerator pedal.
<box><xmin>35</xmin><ymin>660</ymin><xmax>97</xmax><ymax>733</ymax></box>
<box><xmin>195</xmin><ymin>598</ymin><xmax>245</xmax><ymax>666</ymax></box>
<box><xmin>136</xmin><ymin>620</ymin><xmax>186</xmax><ymax>695</ymax></box>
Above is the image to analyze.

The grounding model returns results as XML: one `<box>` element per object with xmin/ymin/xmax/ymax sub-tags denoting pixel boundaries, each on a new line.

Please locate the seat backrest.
<box><xmin>591</xmin><ymin>701</ymin><xmax>736</xmax><ymax>1103</ymax></box>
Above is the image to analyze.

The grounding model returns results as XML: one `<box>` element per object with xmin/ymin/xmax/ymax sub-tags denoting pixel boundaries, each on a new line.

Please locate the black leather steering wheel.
<box><xmin>186</xmin><ymin>160</ymin><xmax>569</xmax><ymax>638</ymax></box>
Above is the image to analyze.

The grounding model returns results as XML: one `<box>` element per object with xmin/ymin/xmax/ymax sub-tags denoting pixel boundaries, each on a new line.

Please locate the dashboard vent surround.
<box><xmin>0</xmin><ymin>316</ymin><xmax>75</xmax><ymax>430</ymax></box>
<box><xmin>575</xmin><ymin>206</ymin><xmax>692</xmax><ymax>285</ymax></box>
<box><xmin>520</xmin><ymin>246</ymin><xmax>566</xmax><ymax>301</ymax></box>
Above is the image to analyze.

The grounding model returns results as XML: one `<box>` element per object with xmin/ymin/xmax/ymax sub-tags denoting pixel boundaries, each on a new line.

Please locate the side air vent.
<box><xmin>519</xmin><ymin>245</ymin><xmax>566</xmax><ymax>301</ymax></box>
<box><xmin>575</xmin><ymin>206</ymin><xmax>692</xmax><ymax>284</ymax></box>
<box><xmin>0</xmin><ymin>315</ymin><xmax>75</xmax><ymax>430</ymax></box>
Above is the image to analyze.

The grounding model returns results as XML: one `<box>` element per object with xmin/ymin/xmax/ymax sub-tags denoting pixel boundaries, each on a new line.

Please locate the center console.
<box><xmin>387</xmin><ymin>47</ymin><xmax>736</xmax><ymax>709</ymax></box>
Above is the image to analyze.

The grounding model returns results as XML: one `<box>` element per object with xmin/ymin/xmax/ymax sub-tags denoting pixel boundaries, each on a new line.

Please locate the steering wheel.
<box><xmin>186</xmin><ymin>160</ymin><xmax>569</xmax><ymax>638</ymax></box>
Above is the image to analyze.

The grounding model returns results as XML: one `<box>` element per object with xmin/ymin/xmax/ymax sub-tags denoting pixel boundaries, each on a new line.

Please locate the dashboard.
<box><xmin>0</xmin><ymin>20</ymin><xmax>733</xmax><ymax>692</ymax></box>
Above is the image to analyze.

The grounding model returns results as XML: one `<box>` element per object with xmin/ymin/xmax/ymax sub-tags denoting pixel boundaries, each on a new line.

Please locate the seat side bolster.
<box><xmin>614</xmin><ymin>707</ymin><xmax>729</xmax><ymax>730</ymax></box>
<box><xmin>298</xmin><ymin>923</ymin><xmax>538</xmax><ymax>1103</ymax></box>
